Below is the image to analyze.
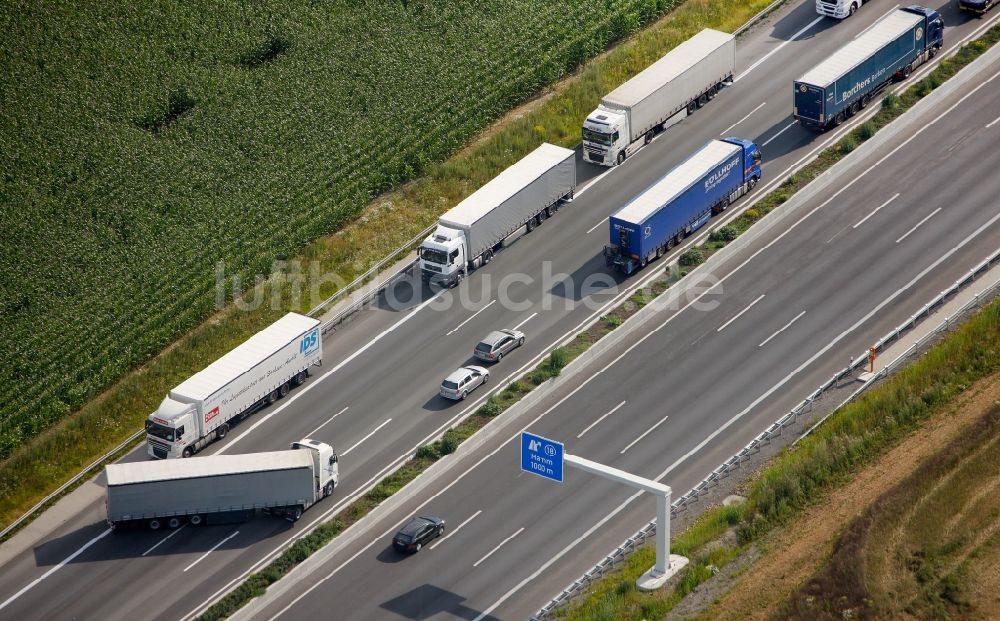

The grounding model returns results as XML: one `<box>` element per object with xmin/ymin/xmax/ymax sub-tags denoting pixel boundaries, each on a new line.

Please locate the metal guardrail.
<box><xmin>533</xmin><ymin>247</ymin><xmax>1000</xmax><ymax>619</ymax></box>
<box><xmin>0</xmin><ymin>428</ymin><xmax>144</xmax><ymax>541</ymax></box>
<box><xmin>308</xmin><ymin>223</ymin><xmax>436</xmax><ymax>334</ymax></box>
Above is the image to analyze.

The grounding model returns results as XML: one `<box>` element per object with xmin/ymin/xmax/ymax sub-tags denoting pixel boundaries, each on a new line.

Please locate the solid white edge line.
<box><xmin>716</xmin><ymin>294</ymin><xmax>765</xmax><ymax>332</ymax></box>
<box><xmin>447</xmin><ymin>299</ymin><xmax>496</xmax><ymax>335</ymax></box>
<box><xmin>719</xmin><ymin>101</ymin><xmax>766</xmax><ymax>135</ymax></box>
<box><xmin>141</xmin><ymin>524</ymin><xmax>187</xmax><ymax>557</ymax></box>
<box><xmin>987</xmin><ymin>114</ymin><xmax>1000</xmax><ymax>129</ymax></box>
<box><xmin>896</xmin><ymin>207</ymin><xmax>942</xmax><ymax>244</ymax></box>
<box><xmin>512</xmin><ymin>312</ymin><xmax>538</xmax><ymax>331</ymax></box>
<box><xmin>472</xmin><ymin>201</ymin><xmax>1000</xmax><ymax>621</ymax></box>
<box><xmin>184</xmin><ymin>530</ymin><xmax>240</xmax><ymax>573</ymax></box>
<box><xmin>340</xmin><ymin>419</ymin><xmax>392</xmax><ymax>457</ymax></box>
<box><xmin>430</xmin><ymin>509</ymin><xmax>483</xmax><ymax>550</ymax></box>
<box><xmin>619</xmin><ymin>413</ymin><xmax>670</xmax><ymax>454</ymax></box>
<box><xmin>0</xmin><ymin>528</ymin><xmax>112</xmax><ymax>612</ymax></box>
<box><xmin>219</xmin><ymin>289</ymin><xmax>446</xmax><ymax>454</ymax></box>
<box><xmin>734</xmin><ymin>16</ymin><xmax>824</xmax><ymax>82</ymax></box>
<box><xmin>472</xmin><ymin>527</ymin><xmax>525</xmax><ymax>568</ymax></box>
<box><xmin>759</xmin><ymin>310</ymin><xmax>807</xmax><ymax>348</ymax></box>
<box><xmin>577</xmin><ymin>400</ymin><xmax>627</xmax><ymax>438</ymax></box>
<box><xmin>304</xmin><ymin>406</ymin><xmax>349</xmax><ymax>439</ymax></box>
<box><xmin>184</xmin><ymin>23</ymin><xmax>1000</xmax><ymax>620</ymax></box>
<box><xmin>853</xmin><ymin>192</ymin><xmax>900</xmax><ymax>229</ymax></box>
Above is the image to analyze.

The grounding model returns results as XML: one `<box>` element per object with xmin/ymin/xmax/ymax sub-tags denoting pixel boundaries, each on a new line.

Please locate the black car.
<box><xmin>392</xmin><ymin>515</ymin><xmax>445</xmax><ymax>553</ymax></box>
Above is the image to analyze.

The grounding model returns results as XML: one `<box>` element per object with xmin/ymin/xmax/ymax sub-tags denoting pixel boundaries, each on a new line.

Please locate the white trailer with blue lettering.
<box><xmin>145</xmin><ymin>313</ymin><xmax>322</xmax><ymax>458</ymax></box>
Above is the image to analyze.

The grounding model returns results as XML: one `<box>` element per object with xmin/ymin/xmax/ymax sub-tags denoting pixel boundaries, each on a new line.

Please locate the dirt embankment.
<box><xmin>679</xmin><ymin>372</ymin><xmax>1000</xmax><ymax>621</ymax></box>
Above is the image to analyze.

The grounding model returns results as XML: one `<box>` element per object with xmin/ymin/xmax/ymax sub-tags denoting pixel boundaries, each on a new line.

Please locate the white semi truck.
<box><xmin>106</xmin><ymin>438</ymin><xmax>339</xmax><ymax>530</ymax></box>
<box><xmin>418</xmin><ymin>143</ymin><xmax>576</xmax><ymax>286</ymax></box>
<box><xmin>145</xmin><ymin>312</ymin><xmax>322</xmax><ymax>459</ymax></box>
<box><xmin>582</xmin><ymin>29</ymin><xmax>736</xmax><ymax>166</ymax></box>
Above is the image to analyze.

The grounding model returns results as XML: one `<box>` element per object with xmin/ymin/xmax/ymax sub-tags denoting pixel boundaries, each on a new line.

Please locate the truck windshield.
<box><xmin>145</xmin><ymin>420</ymin><xmax>175</xmax><ymax>442</ymax></box>
<box><xmin>582</xmin><ymin>128</ymin><xmax>612</xmax><ymax>146</ymax></box>
<box><xmin>420</xmin><ymin>247</ymin><xmax>448</xmax><ymax>264</ymax></box>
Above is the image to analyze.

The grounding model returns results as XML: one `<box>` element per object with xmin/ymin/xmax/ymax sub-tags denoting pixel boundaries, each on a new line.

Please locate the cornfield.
<box><xmin>0</xmin><ymin>0</ymin><xmax>681</xmax><ymax>457</ymax></box>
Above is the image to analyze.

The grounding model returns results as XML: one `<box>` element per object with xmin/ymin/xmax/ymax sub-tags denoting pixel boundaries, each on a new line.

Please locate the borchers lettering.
<box><xmin>841</xmin><ymin>66</ymin><xmax>888</xmax><ymax>103</ymax></box>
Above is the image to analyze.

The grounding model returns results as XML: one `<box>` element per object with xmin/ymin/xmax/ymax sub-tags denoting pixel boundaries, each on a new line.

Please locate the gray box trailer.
<box><xmin>106</xmin><ymin>439</ymin><xmax>339</xmax><ymax>530</ymax></box>
<box><xmin>418</xmin><ymin>143</ymin><xmax>576</xmax><ymax>285</ymax></box>
<box><xmin>583</xmin><ymin>29</ymin><xmax>736</xmax><ymax>166</ymax></box>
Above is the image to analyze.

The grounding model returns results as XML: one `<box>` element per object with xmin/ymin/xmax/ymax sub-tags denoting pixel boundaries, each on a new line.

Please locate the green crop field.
<box><xmin>0</xmin><ymin>0</ymin><xmax>680</xmax><ymax>457</ymax></box>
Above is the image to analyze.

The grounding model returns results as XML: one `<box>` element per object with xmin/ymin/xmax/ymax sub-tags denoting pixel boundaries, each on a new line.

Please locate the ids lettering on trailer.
<box><xmin>300</xmin><ymin>328</ymin><xmax>319</xmax><ymax>355</ymax></box>
<box><xmin>704</xmin><ymin>158</ymin><xmax>739</xmax><ymax>192</ymax></box>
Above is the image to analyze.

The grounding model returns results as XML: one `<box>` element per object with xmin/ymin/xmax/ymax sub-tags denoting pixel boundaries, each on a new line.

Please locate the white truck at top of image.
<box><xmin>582</xmin><ymin>28</ymin><xmax>736</xmax><ymax>167</ymax></box>
<box><xmin>815</xmin><ymin>0</ymin><xmax>867</xmax><ymax>20</ymax></box>
<box><xmin>106</xmin><ymin>438</ymin><xmax>339</xmax><ymax>530</ymax></box>
<box><xmin>418</xmin><ymin>143</ymin><xmax>576</xmax><ymax>287</ymax></box>
<box><xmin>145</xmin><ymin>312</ymin><xmax>322</xmax><ymax>459</ymax></box>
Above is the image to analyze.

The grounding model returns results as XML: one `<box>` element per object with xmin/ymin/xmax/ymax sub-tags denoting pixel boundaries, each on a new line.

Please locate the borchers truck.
<box><xmin>605</xmin><ymin>137</ymin><xmax>762</xmax><ymax>275</ymax></box>
<box><xmin>106</xmin><ymin>439</ymin><xmax>338</xmax><ymax>530</ymax></box>
<box><xmin>418</xmin><ymin>143</ymin><xmax>575</xmax><ymax>287</ymax></box>
<box><xmin>145</xmin><ymin>312</ymin><xmax>321</xmax><ymax>458</ymax></box>
<box><xmin>582</xmin><ymin>29</ymin><xmax>735</xmax><ymax>167</ymax></box>
<box><xmin>794</xmin><ymin>5</ymin><xmax>943</xmax><ymax>130</ymax></box>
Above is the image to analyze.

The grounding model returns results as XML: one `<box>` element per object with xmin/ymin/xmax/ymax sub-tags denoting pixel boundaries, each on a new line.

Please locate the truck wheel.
<box><xmin>268</xmin><ymin>390</ymin><xmax>278</xmax><ymax>405</ymax></box>
<box><xmin>697</xmin><ymin>92</ymin><xmax>708</xmax><ymax>108</ymax></box>
<box><xmin>616</xmin><ymin>151</ymin><xmax>626</xmax><ymax>166</ymax></box>
<box><xmin>687</xmin><ymin>101</ymin><xmax>697</xmax><ymax>114</ymax></box>
<box><xmin>190</xmin><ymin>514</ymin><xmax>203</xmax><ymax>526</ymax></box>
<box><xmin>860</xmin><ymin>93</ymin><xmax>871</xmax><ymax>109</ymax></box>
<box><xmin>655</xmin><ymin>246</ymin><xmax>663</xmax><ymax>259</ymax></box>
<box><xmin>674</xmin><ymin>232</ymin><xmax>685</xmax><ymax>246</ymax></box>
<box><xmin>279</xmin><ymin>382</ymin><xmax>290</xmax><ymax>398</ymax></box>
<box><xmin>526</xmin><ymin>218</ymin><xmax>535</xmax><ymax>232</ymax></box>
<box><xmin>749</xmin><ymin>176</ymin><xmax>759</xmax><ymax>190</ymax></box>
<box><xmin>323</xmin><ymin>481</ymin><xmax>335</xmax><ymax>498</ymax></box>
<box><xmin>168</xmin><ymin>517</ymin><xmax>181</xmax><ymax>529</ymax></box>
<box><xmin>148</xmin><ymin>519</ymin><xmax>162</xmax><ymax>531</ymax></box>
<box><xmin>292</xmin><ymin>506</ymin><xmax>303</xmax><ymax>522</ymax></box>
<box><xmin>644</xmin><ymin>130</ymin><xmax>653</xmax><ymax>145</ymax></box>
<box><xmin>640</xmin><ymin>256</ymin><xmax>648</xmax><ymax>268</ymax></box>
<box><xmin>217</xmin><ymin>424</ymin><xmax>228</xmax><ymax>441</ymax></box>
<box><xmin>182</xmin><ymin>446</ymin><xmax>194</xmax><ymax>458</ymax></box>
<box><xmin>293</xmin><ymin>371</ymin><xmax>306</xmax><ymax>386</ymax></box>
<box><xmin>848</xmin><ymin>2</ymin><xmax>857</xmax><ymax>16</ymax></box>
<box><xmin>483</xmin><ymin>249</ymin><xmax>493</xmax><ymax>264</ymax></box>
<box><xmin>666</xmin><ymin>237</ymin><xmax>675</xmax><ymax>250</ymax></box>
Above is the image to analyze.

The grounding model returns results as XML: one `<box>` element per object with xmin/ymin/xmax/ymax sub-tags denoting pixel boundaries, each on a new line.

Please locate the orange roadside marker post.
<box><xmin>869</xmin><ymin>346</ymin><xmax>876</xmax><ymax>373</ymax></box>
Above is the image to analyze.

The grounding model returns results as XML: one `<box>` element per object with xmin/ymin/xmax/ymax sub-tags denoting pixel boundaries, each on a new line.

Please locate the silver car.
<box><xmin>473</xmin><ymin>329</ymin><xmax>526</xmax><ymax>363</ymax></box>
<box><xmin>440</xmin><ymin>365</ymin><xmax>489</xmax><ymax>400</ymax></box>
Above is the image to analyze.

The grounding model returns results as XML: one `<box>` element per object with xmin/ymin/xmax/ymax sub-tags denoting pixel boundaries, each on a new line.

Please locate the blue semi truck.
<box><xmin>604</xmin><ymin>137</ymin><xmax>762</xmax><ymax>275</ymax></box>
<box><xmin>794</xmin><ymin>5</ymin><xmax>943</xmax><ymax>131</ymax></box>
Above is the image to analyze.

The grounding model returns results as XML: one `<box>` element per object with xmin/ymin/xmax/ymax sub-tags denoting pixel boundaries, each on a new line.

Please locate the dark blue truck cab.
<box><xmin>794</xmin><ymin>6</ymin><xmax>943</xmax><ymax>131</ymax></box>
<box><xmin>604</xmin><ymin>137</ymin><xmax>762</xmax><ymax>276</ymax></box>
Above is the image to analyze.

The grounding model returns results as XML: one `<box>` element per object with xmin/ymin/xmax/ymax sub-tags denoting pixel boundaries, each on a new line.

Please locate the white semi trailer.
<box><xmin>106</xmin><ymin>438</ymin><xmax>339</xmax><ymax>530</ymax></box>
<box><xmin>582</xmin><ymin>29</ymin><xmax>736</xmax><ymax>166</ymax></box>
<box><xmin>145</xmin><ymin>312</ymin><xmax>321</xmax><ymax>458</ymax></box>
<box><xmin>418</xmin><ymin>143</ymin><xmax>576</xmax><ymax>287</ymax></box>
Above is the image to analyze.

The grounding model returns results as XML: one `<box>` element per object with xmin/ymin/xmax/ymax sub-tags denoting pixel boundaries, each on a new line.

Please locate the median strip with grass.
<box><xmin>0</xmin><ymin>0</ymin><xmax>779</xmax><ymax>536</ymax></box>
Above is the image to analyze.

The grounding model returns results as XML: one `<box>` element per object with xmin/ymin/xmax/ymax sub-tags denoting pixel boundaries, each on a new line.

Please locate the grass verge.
<box><xmin>0</xmin><ymin>0</ymin><xmax>777</xmax><ymax>534</ymax></box>
<box><xmin>551</xmin><ymin>293</ymin><xmax>1000</xmax><ymax>620</ymax></box>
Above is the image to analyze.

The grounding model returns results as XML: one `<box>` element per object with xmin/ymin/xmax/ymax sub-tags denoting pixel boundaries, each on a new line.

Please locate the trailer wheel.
<box><xmin>182</xmin><ymin>446</ymin><xmax>194</xmax><ymax>458</ymax></box>
<box><xmin>292</xmin><ymin>506</ymin><xmax>303</xmax><ymax>522</ymax></box>
<box><xmin>666</xmin><ymin>237</ymin><xmax>675</xmax><ymax>250</ymax></box>
<box><xmin>323</xmin><ymin>481</ymin><xmax>335</xmax><ymax>498</ymax></box>
<box><xmin>279</xmin><ymin>382</ymin><xmax>290</xmax><ymax>398</ymax></box>
<box><xmin>293</xmin><ymin>371</ymin><xmax>306</xmax><ymax>386</ymax></box>
<box><xmin>216</xmin><ymin>424</ymin><xmax>229</xmax><ymax>441</ymax></box>
<box><xmin>655</xmin><ymin>246</ymin><xmax>664</xmax><ymax>259</ymax></box>
<box><xmin>697</xmin><ymin>92</ymin><xmax>708</xmax><ymax>108</ymax></box>
<box><xmin>860</xmin><ymin>93</ymin><xmax>871</xmax><ymax>109</ymax></box>
<box><xmin>644</xmin><ymin>130</ymin><xmax>654</xmax><ymax>145</ymax></box>
<box><xmin>190</xmin><ymin>514</ymin><xmax>203</xmax><ymax>526</ymax></box>
<box><xmin>148</xmin><ymin>519</ymin><xmax>162</xmax><ymax>531</ymax></box>
<box><xmin>687</xmin><ymin>101</ymin><xmax>697</xmax><ymax>114</ymax></box>
<box><xmin>834</xmin><ymin>112</ymin><xmax>846</xmax><ymax>127</ymax></box>
<box><xmin>483</xmin><ymin>249</ymin><xmax>493</xmax><ymax>265</ymax></box>
<box><xmin>268</xmin><ymin>390</ymin><xmax>278</xmax><ymax>406</ymax></box>
<box><xmin>168</xmin><ymin>517</ymin><xmax>181</xmax><ymax>529</ymax></box>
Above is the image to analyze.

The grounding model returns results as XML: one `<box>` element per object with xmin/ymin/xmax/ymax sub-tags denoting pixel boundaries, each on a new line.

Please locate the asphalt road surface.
<box><xmin>1</xmin><ymin>1</ymin><xmax>997</xmax><ymax>620</ymax></box>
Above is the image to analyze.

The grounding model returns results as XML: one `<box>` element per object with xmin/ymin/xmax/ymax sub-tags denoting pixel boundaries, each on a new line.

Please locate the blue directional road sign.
<box><xmin>520</xmin><ymin>431</ymin><xmax>564</xmax><ymax>483</ymax></box>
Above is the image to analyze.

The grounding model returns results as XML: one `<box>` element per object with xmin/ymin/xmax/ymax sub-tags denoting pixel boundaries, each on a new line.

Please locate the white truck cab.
<box><xmin>816</xmin><ymin>0</ymin><xmax>866</xmax><ymax>19</ymax></box>
<box><xmin>582</xmin><ymin>108</ymin><xmax>632</xmax><ymax>166</ymax></box>
<box><xmin>418</xmin><ymin>225</ymin><xmax>468</xmax><ymax>287</ymax></box>
<box><xmin>291</xmin><ymin>438</ymin><xmax>340</xmax><ymax>498</ymax></box>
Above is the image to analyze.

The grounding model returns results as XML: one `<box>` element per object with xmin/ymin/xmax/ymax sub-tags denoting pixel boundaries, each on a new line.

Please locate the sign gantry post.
<box><xmin>520</xmin><ymin>431</ymin><xmax>688</xmax><ymax>590</ymax></box>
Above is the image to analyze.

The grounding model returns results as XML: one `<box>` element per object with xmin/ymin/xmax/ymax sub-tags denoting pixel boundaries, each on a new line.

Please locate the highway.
<box><xmin>0</xmin><ymin>1</ymin><xmax>997</xmax><ymax>620</ymax></box>
<box><xmin>238</xmin><ymin>35</ymin><xmax>1000</xmax><ymax>620</ymax></box>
